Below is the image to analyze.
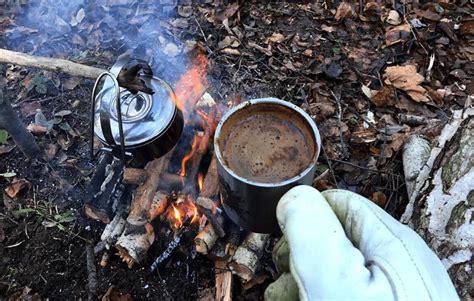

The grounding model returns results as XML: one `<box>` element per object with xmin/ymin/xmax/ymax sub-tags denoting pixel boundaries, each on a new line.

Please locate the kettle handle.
<box><xmin>90</xmin><ymin>72</ymin><xmax>126</xmax><ymax>163</ymax></box>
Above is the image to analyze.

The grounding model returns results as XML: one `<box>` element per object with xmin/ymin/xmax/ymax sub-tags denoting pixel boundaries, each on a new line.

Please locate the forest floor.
<box><xmin>0</xmin><ymin>1</ymin><xmax>472</xmax><ymax>300</ymax></box>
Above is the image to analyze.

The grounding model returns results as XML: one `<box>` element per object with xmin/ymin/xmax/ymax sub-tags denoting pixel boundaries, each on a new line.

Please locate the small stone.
<box><xmin>323</xmin><ymin>62</ymin><xmax>343</xmax><ymax>79</ymax></box>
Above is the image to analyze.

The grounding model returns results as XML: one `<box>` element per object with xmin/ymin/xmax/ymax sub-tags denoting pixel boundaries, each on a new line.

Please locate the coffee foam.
<box><xmin>218</xmin><ymin>103</ymin><xmax>316</xmax><ymax>183</ymax></box>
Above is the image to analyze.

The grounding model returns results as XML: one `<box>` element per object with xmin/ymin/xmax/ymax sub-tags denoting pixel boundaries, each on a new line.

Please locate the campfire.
<box><xmin>84</xmin><ymin>52</ymin><xmax>269</xmax><ymax>298</ymax></box>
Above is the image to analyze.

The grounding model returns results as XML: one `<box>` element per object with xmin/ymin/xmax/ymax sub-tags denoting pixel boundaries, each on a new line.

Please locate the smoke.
<box><xmin>2</xmin><ymin>0</ymin><xmax>189</xmax><ymax>82</ymax></box>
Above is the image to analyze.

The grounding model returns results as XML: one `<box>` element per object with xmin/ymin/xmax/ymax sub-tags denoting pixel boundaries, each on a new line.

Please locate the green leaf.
<box><xmin>28</xmin><ymin>74</ymin><xmax>47</xmax><ymax>95</ymax></box>
<box><xmin>316</xmin><ymin>164</ymin><xmax>329</xmax><ymax>174</ymax></box>
<box><xmin>434</xmin><ymin>4</ymin><xmax>444</xmax><ymax>14</ymax></box>
<box><xmin>0</xmin><ymin>172</ymin><xmax>17</xmax><ymax>178</ymax></box>
<box><xmin>13</xmin><ymin>208</ymin><xmax>35</xmax><ymax>217</ymax></box>
<box><xmin>332</xmin><ymin>47</ymin><xmax>341</xmax><ymax>55</ymax></box>
<box><xmin>0</xmin><ymin>130</ymin><xmax>8</xmax><ymax>144</ymax></box>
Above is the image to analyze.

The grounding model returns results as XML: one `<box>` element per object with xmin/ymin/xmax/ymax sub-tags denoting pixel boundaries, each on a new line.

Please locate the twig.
<box><xmin>86</xmin><ymin>243</ymin><xmax>98</xmax><ymax>301</ymax></box>
<box><xmin>328</xmin><ymin>159</ymin><xmax>399</xmax><ymax>177</ymax></box>
<box><xmin>329</xmin><ymin>89</ymin><xmax>349</xmax><ymax>158</ymax></box>
<box><xmin>320</xmin><ymin>144</ymin><xmax>339</xmax><ymax>189</ymax></box>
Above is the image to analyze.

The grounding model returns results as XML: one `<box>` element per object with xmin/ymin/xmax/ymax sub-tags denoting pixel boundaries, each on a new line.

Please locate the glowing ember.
<box><xmin>198</xmin><ymin>173</ymin><xmax>204</xmax><ymax>191</ymax></box>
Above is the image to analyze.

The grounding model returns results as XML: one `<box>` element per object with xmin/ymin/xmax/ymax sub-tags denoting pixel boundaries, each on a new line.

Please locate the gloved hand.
<box><xmin>265</xmin><ymin>185</ymin><xmax>459</xmax><ymax>301</ymax></box>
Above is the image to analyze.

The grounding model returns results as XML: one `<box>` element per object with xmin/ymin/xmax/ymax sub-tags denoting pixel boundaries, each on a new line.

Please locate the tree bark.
<box><xmin>401</xmin><ymin>108</ymin><xmax>473</xmax><ymax>299</ymax></box>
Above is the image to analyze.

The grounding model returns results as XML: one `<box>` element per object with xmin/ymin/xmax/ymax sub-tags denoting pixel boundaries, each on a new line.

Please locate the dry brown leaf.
<box><xmin>8</xmin><ymin>287</ymin><xmax>41</xmax><ymax>301</ymax></box>
<box><xmin>21</xmin><ymin>101</ymin><xmax>41</xmax><ymax>117</ymax></box>
<box><xmin>101</xmin><ymin>286</ymin><xmax>133</xmax><ymax>301</ymax></box>
<box><xmin>303</xmin><ymin>49</ymin><xmax>313</xmax><ymax>57</ymax></box>
<box><xmin>379</xmin><ymin>133</ymin><xmax>407</xmax><ymax>164</ymax></box>
<box><xmin>364</xmin><ymin>85</ymin><xmax>397</xmax><ymax>107</ymax></box>
<box><xmin>44</xmin><ymin>143</ymin><xmax>59</xmax><ymax>161</ymax></box>
<box><xmin>371</xmin><ymin>192</ymin><xmax>387</xmax><ymax>208</ymax></box>
<box><xmin>63</xmin><ymin>77</ymin><xmax>82</xmax><ymax>90</ymax></box>
<box><xmin>384</xmin><ymin>65</ymin><xmax>430</xmax><ymax>102</ymax></box>
<box><xmin>220</xmin><ymin>48</ymin><xmax>241</xmax><ymax>56</ymax></box>
<box><xmin>321</xmin><ymin>24</ymin><xmax>335</xmax><ymax>33</ymax></box>
<box><xmin>335</xmin><ymin>2</ymin><xmax>354</xmax><ymax>21</ymax></box>
<box><xmin>385</xmin><ymin>23</ymin><xmax>411</xmax><ymax>46</ymax></box>
<box><xmin>351</xmin><ymin>128</ymin><xmax>378</xmax><ymax>144</ymax></box>
<box><xmin>218</xmin><ymin>36</ymin><xmax>240</xmax><ymax>49</ymax></box>
<box><xmin>0</xmin><ymin>145</ymin><xmax>15</xmax><ymax>155</ymax></box>
<box><xmin>385</xmin><ymin>10</ymin><xmax>401</xmax><ymax>25</ymax></box>
<box><xmin>4</xmin><ymin>178</ymin><xmax>31</xmax><ymax>199</ymax></box>
<box><xmin>27</xmin><ymin>124</ymin><xmax>48</xmax><ymax>135</ymax></box>
<box><xmin>265</xmin><ymin>32</ymin><xmax>285</xmax><ymax>44</ymax></box>
<box><xmin>178</xmin><ymin>6</ymin><xmax>192</xmax><ymax>18</ymax></box>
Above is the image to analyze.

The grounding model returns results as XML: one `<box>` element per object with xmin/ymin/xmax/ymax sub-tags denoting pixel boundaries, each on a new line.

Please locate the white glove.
<box><xmin>265</xmin><ymin>185</ymin><xmax>459</xmax><ymax>301</ymax></box>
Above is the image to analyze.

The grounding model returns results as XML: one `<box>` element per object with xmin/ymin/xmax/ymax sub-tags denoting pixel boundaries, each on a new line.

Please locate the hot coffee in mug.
<box><xmin>215</xmin><ymin>98</ymin><xmax>321</xmax><ymax>233</ymax></box>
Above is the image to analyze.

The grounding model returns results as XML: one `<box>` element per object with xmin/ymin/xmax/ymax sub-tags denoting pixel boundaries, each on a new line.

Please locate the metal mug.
<box><xmin>214</xmin><ymin>98</ymin><xmax>321</xmax><ymax>233</ymax></box>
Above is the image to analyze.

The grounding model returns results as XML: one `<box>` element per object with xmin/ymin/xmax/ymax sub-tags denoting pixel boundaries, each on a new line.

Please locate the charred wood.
<box><xmin>86</xmin><ymin>243</ymin><xmax>98</xmax><ymax>301</ymax></box>
<box><xmin>116</xmin><ymin>223</ymin><xmax>155</xmax><ymax>269</ymax></box>
<box><xmin>149</xmin><ymin>225</ymin><xmax>189</xmax><ymax>273</ymax></box>
<box><xmin>0</xmin><ymin>90</ymin><xmax>40</xmax><ymax>158</ymax></box>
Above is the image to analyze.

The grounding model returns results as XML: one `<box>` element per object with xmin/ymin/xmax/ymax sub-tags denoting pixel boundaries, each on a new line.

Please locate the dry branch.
<box><xmin>0</xmin><ymin>48</ymin><xmax>104</xmax><ymax>79</ymax></box>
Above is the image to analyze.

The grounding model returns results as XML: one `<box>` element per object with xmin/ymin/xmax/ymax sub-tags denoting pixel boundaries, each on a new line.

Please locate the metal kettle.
<box><xmin>90</xmin><ymin>54</ymin><xmax>183</xmax><ymax>163</ymax></box>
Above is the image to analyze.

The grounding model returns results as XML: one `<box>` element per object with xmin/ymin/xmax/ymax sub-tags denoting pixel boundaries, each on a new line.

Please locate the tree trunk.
<box><xmin>401</xmin><ymin>108</ymin><xmax>473</xmax><ymax>299</ymax></box>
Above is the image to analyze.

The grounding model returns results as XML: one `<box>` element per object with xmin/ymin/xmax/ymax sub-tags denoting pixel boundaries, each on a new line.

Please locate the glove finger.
<box><xmin>277</xmin><ymin>185</ymin><xmax>393</xmax><ymax>300</ymax></box>
<box><xmin>272</xmin><ymin>235</ymin><xmax>290</xmax><ymax>273</ymax></box>
<box><xmin>264</xmin><ymin>273</ymin><xmax>299</xmax><ymax>301</ymax></box>
<box><xmin>321</xmin><ymin>189</ymin><xmax>458</xmax><ymax>301</ymax></box>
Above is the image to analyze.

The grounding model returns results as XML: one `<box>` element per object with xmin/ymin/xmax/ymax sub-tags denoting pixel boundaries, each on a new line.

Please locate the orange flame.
<box><xmin>167</xmin><ymin>196</ymin><xmax>200</xmax><ymax>230</ymax></box>
<box><xmin>198</xmin><ymin>173</ymin><xmax>204</xmax><ymax>191</ymax></box>
<box><xmin>173</xmin><ymin>52</ymin><xmax>208</xmax><ymax>120</ymax></box>
<box><xmin>179</xmin><ymin>134</ymin><xmax>201</xmax><ymax>177</ymax></box>
<box><xmin>172</xmin><ymin>204</ymin><xmax>183</xmax><ymax>229</ymax></box>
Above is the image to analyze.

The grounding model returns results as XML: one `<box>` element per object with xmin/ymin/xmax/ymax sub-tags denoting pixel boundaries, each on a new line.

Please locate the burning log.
<box><xmin>149</xmin><ymin>191</ymin><xmax>168</xmax><ymax>221</ymax></box>
<box><xmin>127</xmin><ymin>153</ymin><xmax>170</xmax><ymax>226</ymax></box>
<box><xmin>229</xmin><ymin>233</ymin><xmax>270</xmax><ymax>282</ymax></box>
<box><xmin>122</xmin><ymin>168</ymin><xmax>148</xmax><ymax>185</ymax></box>
<box><xmin>195</xmin><ymin>156</ymin><xmax>226</xmax><ymax>238</ymax></box>
<box><xmin>116</xmin><ymin>223</ymin><xmax>155</xmax><ymax>269</ymax></box>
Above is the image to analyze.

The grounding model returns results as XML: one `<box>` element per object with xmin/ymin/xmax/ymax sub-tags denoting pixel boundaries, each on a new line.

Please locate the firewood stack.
<box><xmin>85</xmin><ymin>93</ymin><xmax>271</xmax><ymax>300</ymax></box>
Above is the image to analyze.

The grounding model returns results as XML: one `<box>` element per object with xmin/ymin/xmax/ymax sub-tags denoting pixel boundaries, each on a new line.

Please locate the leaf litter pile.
<box><xmin>0</xmin><ymin>1</ymin><xmax>472</xmax><ymax>299</ymax></box>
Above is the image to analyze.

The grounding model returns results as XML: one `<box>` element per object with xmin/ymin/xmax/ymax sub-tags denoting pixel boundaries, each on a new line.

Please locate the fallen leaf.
<box><xmin>27</xmin><ymin>124</ymin><xmax>48</xmax><ymax>135</ymax></box>
<box><xmin>265</xmin><ymin>32</ymin><xmax>285</xmax><ymax>44</ymax></box>
<box><xmin>8</xmin><ymin>287</ymin><xmax>41</xmax><ymax>301</ymax></box>
<box><xmin>57</xmin><ymin>135</ymin><xmax>73</xmax><ymax>150</ymax></box>
<box><xmin>379</xmin><ymin>133</ymin><xmax>407</xmax><ymax>164</ymax></box>
<box><xmin>4</xmin><ymin>178</ymin><xmax>31</xmax><ymax>199</ymax></box>
<box><xmin>220</xmin><ymin>48</ymin><xmax>241</xmax><ymax>56</ymax></box>
<box><xmin>0</xmin><ymin>172</ymin><xmax>16</xmax><ymax>178</ymax></box>
<box><xmin>54</xmin><ymin>110</ymin><xmax>72</xmax><ymax>117</ymax></box>
<box><xmin>385</xmin><ymin>23</ymin><xmax>411</xmax><ymax>46</ymax></box>
<box><xmin>71</xmin><ymin>34</ymin><xmax>85</xmax><ymax>46</ymax></box>
<box><xmin>63</xmin><ymin>77</ymin><xmax>82</xmax><ymax>90</ymax></box>
<box><xmin>335</xmin><ymin>2</ymin><xmax>354</xmax><ymax>21</ymax></box>
<box><xmin>385</xmin><ymin>10</ymin><xmax>401</xmax><ymax>25</ymax></box>
<box><xmin>20</xmin><ymin>101</ymin><xmax>41</xmax><ymax>117</ymax></box>
<box><xmin>44</xmin><ymin>143</ymin><xmax>59</xmax><ymax>161</ymax></box>
<box><xmin>321</xmin><ymin>24</ymin><xmax>335</xmax><ymax>33</ymax></box>
<box><xmin>371</xmin><ymin>192</ymin><xmax>387</xmax><ymax>208</ymax></box>
<box><xmin>0</xmin><ymin>145</ymin><xmax>15</xmax><ymax>155</ymax></box>
<box><xmin>218</xmin><ymin>36</ymin><xmax>240</xmax><ymax>49</ymax></box>
<box><xmin>101</xmin><ymin>286</ymin><xmax>133</xmax><ymax>301</ymax></box>
<box><xmin>460</xmin><ymin>20</ymin><xmax>474</xmax><ymax>35</ymax></box>
<box><xmin>70</xmin><ymin>8</ymin><xmax>85</xmax><ymax>26</ymax></box>
<box><xmin>0</xmin><ymin>130</ymin><xmax>8</xmax><ymax>144</ymax></box>
<box><xmin>178</xmin><ymin>6</ymin><xmax>192</xmax><ymax>18</ymax></box>
<box><xmin>384</xmin><ymin>65</ymin><xmax>430</xmax><ymax>102</ymax></box>
<box><xmin>309</xmin><ymin>102</ymin><xmax>335</xmax><ymax>122</ymax></box>
<box><xmin>303</xmin><ymin>49</ymin><xmax>313</xmax><ymax>57</ymax></box>
<box><xmin>414</xmin><ymin>8</ymin><xmax>441</xmax><ymax>22</ymax></box>
<box><xmin>363</xmin><ymin>84</ymin><xmax>397</xmax><ymax>107</ymax></box>
<box><xmin>323</xmin><ymin>62</ymin><xmax>343</xmax><ymax>79</ymax></box>
<box><xmin>163</xmin><ymin>42</ymin><xmax>181</xmax><ymax>57</ymax></box>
